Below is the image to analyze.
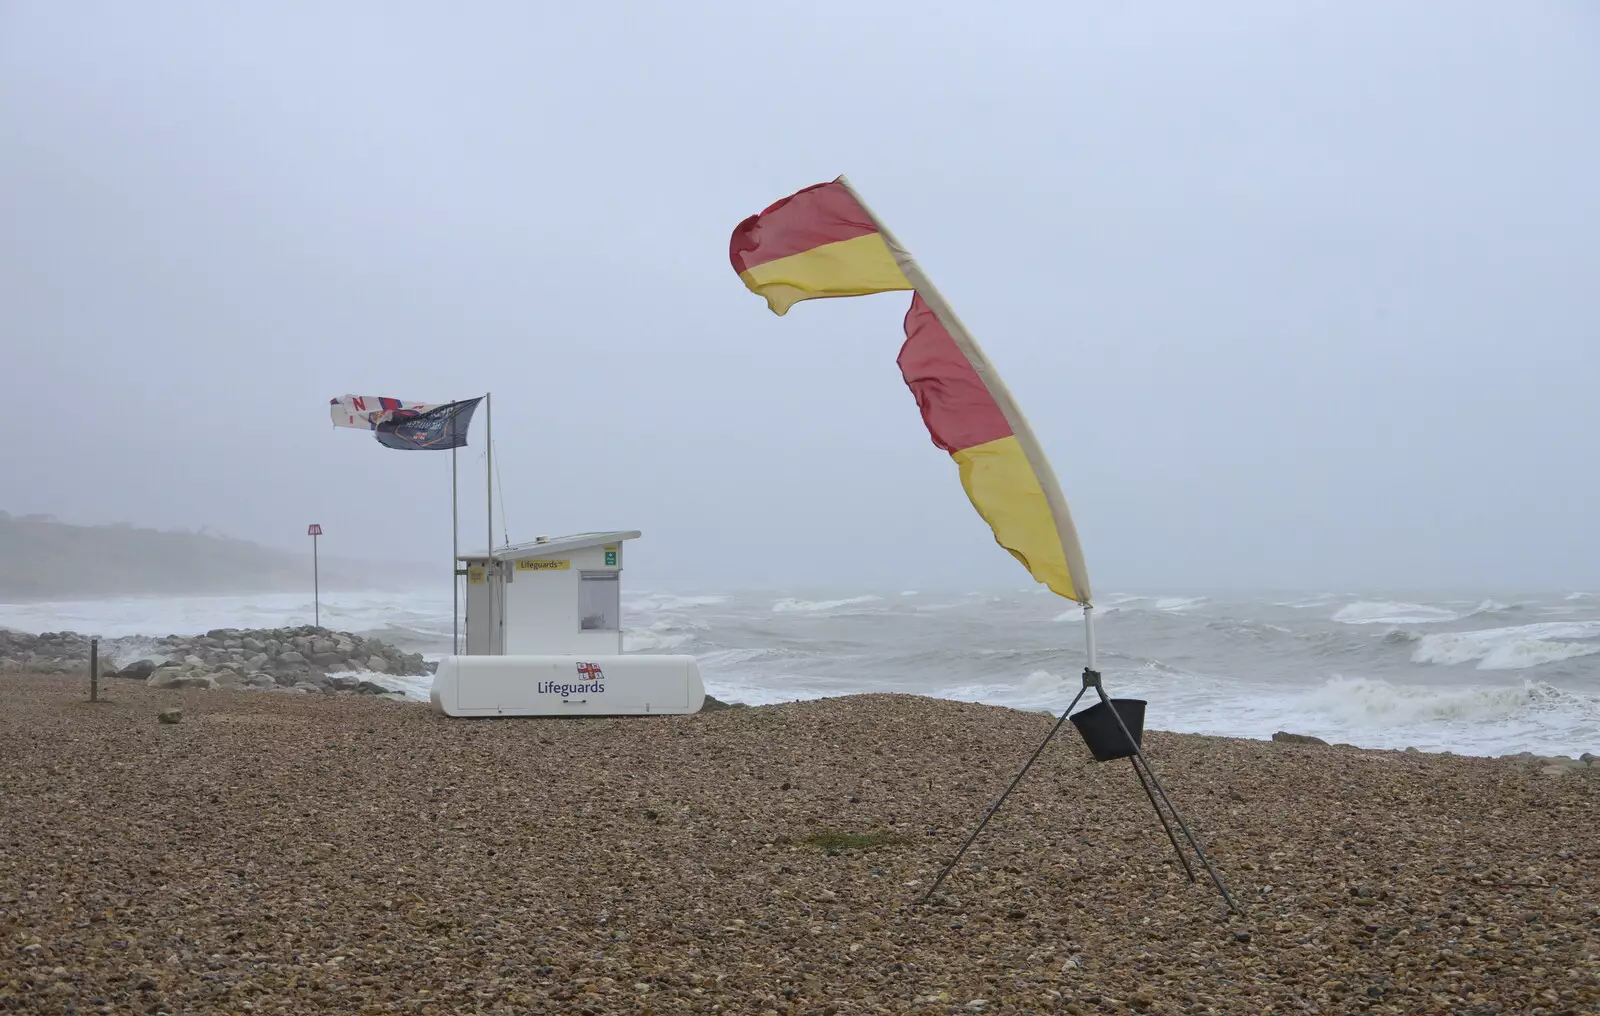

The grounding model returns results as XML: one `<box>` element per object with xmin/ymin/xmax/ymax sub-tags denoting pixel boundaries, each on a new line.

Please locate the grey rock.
<box><xmin>354</xmin><ymin>679</ymin><xmax>393</xmax><ymax>695</ymax></box>
<box><xmin>116</xmin><ymin>660</ymin><xmax>156</xmax><ymax>681</ymax></box>
<box><xmin>147</xmin><ymin>667</ymin><xmax>216</xmax><ymax>690</ymax></box>
<box><xmin>292</xmin><ymin>680</ymin><xmax>331</xmax><ymax>695</ymax></box>
<box><xmin>326</xmin><ymin>674</ymin><xmax>361</xmax><ymax>692</ymax></box>
<box><xmin>1272</xmin><ymin>731</ymin><xmax>1329</xmax><ymax>746</ymax></box>
<box><xmin>6</xmin><ymin>624</ymin><xmax>429</xmax><ymax>696</ymax></box>
<box><xmin>146</xmin><ymin>668</ymin><xmax>186</xmax><ymax>689</ymax></box>
<box><xmin>157</xmin><ymin>709</ymin><xmax>183</xmax><ymax>724</ymax></box>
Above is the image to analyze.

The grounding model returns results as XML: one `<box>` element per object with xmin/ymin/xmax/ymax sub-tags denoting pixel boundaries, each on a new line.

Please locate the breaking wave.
<box><xmin>1412</xmin><ymin>621</ymin><xmax>1600</xmax><ymax>670</ymax></box>
<box><xmin>771</xmin><ymin>595</ymin><xmax>883</xmax><ymax>614</ymax></box>
<box><xmin>623</xmin><ymin>620</ymin><xmax>700</xmax><ymax>653</ymax></box>
<box><xmin>1303</xmin><ymin>675</ymin><xmax>1600</xmax><ymax>728</ymax></box>
<box><xmin>624</xmin><ymin>593</ymin><xmax>728</xmax><ymax>612</ymax></box>
<box><xmin>1333</xmin><ymin>601</ymin><xmax>1460</xmax><ymax>625</ymax></box>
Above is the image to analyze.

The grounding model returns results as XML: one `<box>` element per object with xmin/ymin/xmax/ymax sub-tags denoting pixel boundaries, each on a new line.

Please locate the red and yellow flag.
<box><xmin>730</xmin><ymin>177</ymin><xmax>1091</xmax><ymax>604</ymax></box>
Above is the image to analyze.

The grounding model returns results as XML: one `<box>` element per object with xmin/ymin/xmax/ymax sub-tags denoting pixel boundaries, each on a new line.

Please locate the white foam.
<box><xmin>694</xmin><ymin>647</ymin><xmax>784</xmax><ymax>669</ymax></box>
<box><xmin>622</xmin><ymin>623</ymin><xmax>695</xmax><ymax>652</ymax></box>
<box><xmin>1277</xmin><ymin>594</ymin><xmax>1339</xmax><ymax>609</ymax></box>
<box><xmin>1304</xmin><ymin>675</ymin><xmax>1600</xmax><ymax>727</ymax></box>
<box><xmin>1333</xmin><ymin>601</ymin><xmax>1460</xmax><ymax>625</ymax></box>
<box><xmin>0</xmin><ymin>590</ymin><xmax>459</xmax><ymax>661</ymax></box>
<box><xmin>940</xmin><ymin>669</ymin><xmax>1071</xmax><ymax>709</ymax></box>
<box><xmin>771</xmin><ymin>595</ymin><xmax>882</xmax><ymax>613</ymax></box>
<box><xmin>1155</xmin><ymin>596</ymin><xmax>1207</xmax><ymax>612</ymax></box>
<box><xmin>347</xmin><ymin>669</ymin><xmax>432</xmax><ymax>701</ymax></box>
<box><xmin>624</xmin><ymin>593</ymin><xmax>727</xmax><ymax>611</ymax></box>
<box><xmin>1101</xmin><ymin>593</ymin><xmax>1148</xmax><ymax>606</ymax></box>
<box><xmin>1413</xmin><ymin>620</ymin><xmax>1600</xmax><ymax>670</ymax></box>
<box><xmin>101</xmin><ymin>635</ymin><xmax>172</xmax><ymax>668</ymax></box>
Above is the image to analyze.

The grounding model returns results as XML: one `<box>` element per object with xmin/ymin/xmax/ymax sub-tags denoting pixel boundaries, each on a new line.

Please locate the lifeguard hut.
<box><xmin>432</xmin><ymin>530</ymin><xmax>705</xmax><ymax>717</ymax></box>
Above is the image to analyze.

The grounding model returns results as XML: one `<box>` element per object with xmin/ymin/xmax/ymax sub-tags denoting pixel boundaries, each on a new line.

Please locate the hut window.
<box><xmin>579</xmin><ymin>571</ymin><xmax>620</xmax><ymax>631</ymax></box>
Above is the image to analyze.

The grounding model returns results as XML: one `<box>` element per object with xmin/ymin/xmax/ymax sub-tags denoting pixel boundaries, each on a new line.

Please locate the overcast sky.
<box><xmin>2</xmin><ymin>2</ymin><xmax>1596</xmax><ymax>594</ymax></box>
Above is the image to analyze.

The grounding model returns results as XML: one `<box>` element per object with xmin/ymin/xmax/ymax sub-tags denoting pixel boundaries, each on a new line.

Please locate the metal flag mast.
<box><xmin>829</xmin><ymin>177</ymin><xmax>1243</xmax><ymax>916</ymax></box>
<box><xmin>485</xmin><ymin>391</ymin><xmax>493</xmax><ymax>556</ymax></box>
<box><xmin>451</xmin><ymin>432</ymin><xmax>460</xmax><ymax>655</ymax></box>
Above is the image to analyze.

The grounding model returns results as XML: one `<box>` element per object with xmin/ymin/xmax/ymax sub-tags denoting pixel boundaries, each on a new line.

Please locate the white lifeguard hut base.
<box><xmin>431</xmin><ymin>530</ymin><xmax>705</xmax><ymax>717</ymax></box>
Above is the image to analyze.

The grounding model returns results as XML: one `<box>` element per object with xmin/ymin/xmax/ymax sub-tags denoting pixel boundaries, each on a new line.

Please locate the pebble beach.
<box><xmin>2</xmin><ymin>673</ymin><xmax>1597</xmax><ymax>1015</ymax></box>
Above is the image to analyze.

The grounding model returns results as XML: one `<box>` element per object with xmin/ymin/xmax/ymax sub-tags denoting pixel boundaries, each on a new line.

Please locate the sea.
<box><xmin>3</xmin><ymin>587</ymin><xmax>1597</xmax><ymax>758</ymax></box>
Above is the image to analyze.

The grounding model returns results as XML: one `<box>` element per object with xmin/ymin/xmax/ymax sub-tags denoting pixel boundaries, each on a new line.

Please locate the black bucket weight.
<box><xmin>1070</xmin><ymin>698</ymin><xmax>1147</xmax><ymax>761</ymax></box>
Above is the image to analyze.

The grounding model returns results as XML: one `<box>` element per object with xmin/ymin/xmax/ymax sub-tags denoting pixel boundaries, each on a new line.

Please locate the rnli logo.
<box><xmin>538</xmin><ymin>662</ymin><xmax>605</xmax><ymax>698</ymax></box>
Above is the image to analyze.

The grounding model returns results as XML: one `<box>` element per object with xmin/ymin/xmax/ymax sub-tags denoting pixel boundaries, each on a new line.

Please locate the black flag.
<box><xmin>374</xmin><ymin>397</ymin><xmax>482</xmax><ymax>451</ymax></box>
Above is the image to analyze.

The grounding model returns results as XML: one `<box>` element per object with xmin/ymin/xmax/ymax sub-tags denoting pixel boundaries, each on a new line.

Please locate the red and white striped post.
<box><xmin>307</xmin><ymin>524</ymin><xmax>323</xmax><ymax>628</ymax></box>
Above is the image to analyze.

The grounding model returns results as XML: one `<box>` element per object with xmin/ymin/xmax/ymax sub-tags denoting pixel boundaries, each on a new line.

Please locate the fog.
<box><xmin>2</xmin><ymin>1</ymin><xmax>1596</xmax><ymax>594</ymax></box>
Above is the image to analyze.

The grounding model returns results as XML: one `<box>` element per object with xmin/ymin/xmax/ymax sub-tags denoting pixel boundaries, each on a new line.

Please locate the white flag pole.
<box><xmin>833</xmin><ymin>175</ymin><xmax>1092</xmax><ymax>609</ymax></box>
<box><xmin>485</xmin><ymin>392</ymin><xmax>493</xmax><ymax>555</ymax></box>
<box><xmin>1083</xmin><ymin>604</ymin><xmax>1097</xmax><ymax>673</ymax></box>
<box><xmin>452</xmin><ymin>413</ymin><xmax>460</xmax><ymax>655</ymax></box>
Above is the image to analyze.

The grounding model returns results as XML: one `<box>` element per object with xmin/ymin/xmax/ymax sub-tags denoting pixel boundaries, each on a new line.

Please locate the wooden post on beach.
<box><xmin>89</xmin><ymin>638</ymin><xmax>99</xmax><ymax>702</ymax></box>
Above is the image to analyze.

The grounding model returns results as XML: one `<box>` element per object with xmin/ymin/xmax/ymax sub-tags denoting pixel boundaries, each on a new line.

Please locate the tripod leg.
<box><xmin>919</xmin><ymin>684</ymin><xmax>1090</xmax><ymax>904</ymax></box>
<box><xmin>1096</xmin><ymin>687</ymin><xmax>1248</xmax><ymax>917</ymax></box>
<box><xmin>1131</xmin><ymin>756</ymin><xmax>1195</xmax><ymax>883</ymax></box>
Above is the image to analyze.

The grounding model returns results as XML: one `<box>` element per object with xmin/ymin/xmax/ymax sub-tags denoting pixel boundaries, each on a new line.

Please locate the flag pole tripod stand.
<box><xmin>920</xmin><ymin>606</ymin><xmax>1246</xmax><ymax>916</ymax></box>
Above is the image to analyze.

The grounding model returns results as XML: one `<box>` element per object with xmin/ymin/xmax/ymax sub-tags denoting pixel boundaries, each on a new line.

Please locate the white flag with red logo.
<box><xmin>328</xmin><ymin>395</ymin><xmax>440</xmax><ymax>430</ymax></box>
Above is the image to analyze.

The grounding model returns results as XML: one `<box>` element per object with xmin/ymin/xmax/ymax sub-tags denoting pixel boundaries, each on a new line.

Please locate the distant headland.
<box><xmin>0</xmin><ymin>513</ymin><xmax>430</xmax><ymax>601</ymax></box>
